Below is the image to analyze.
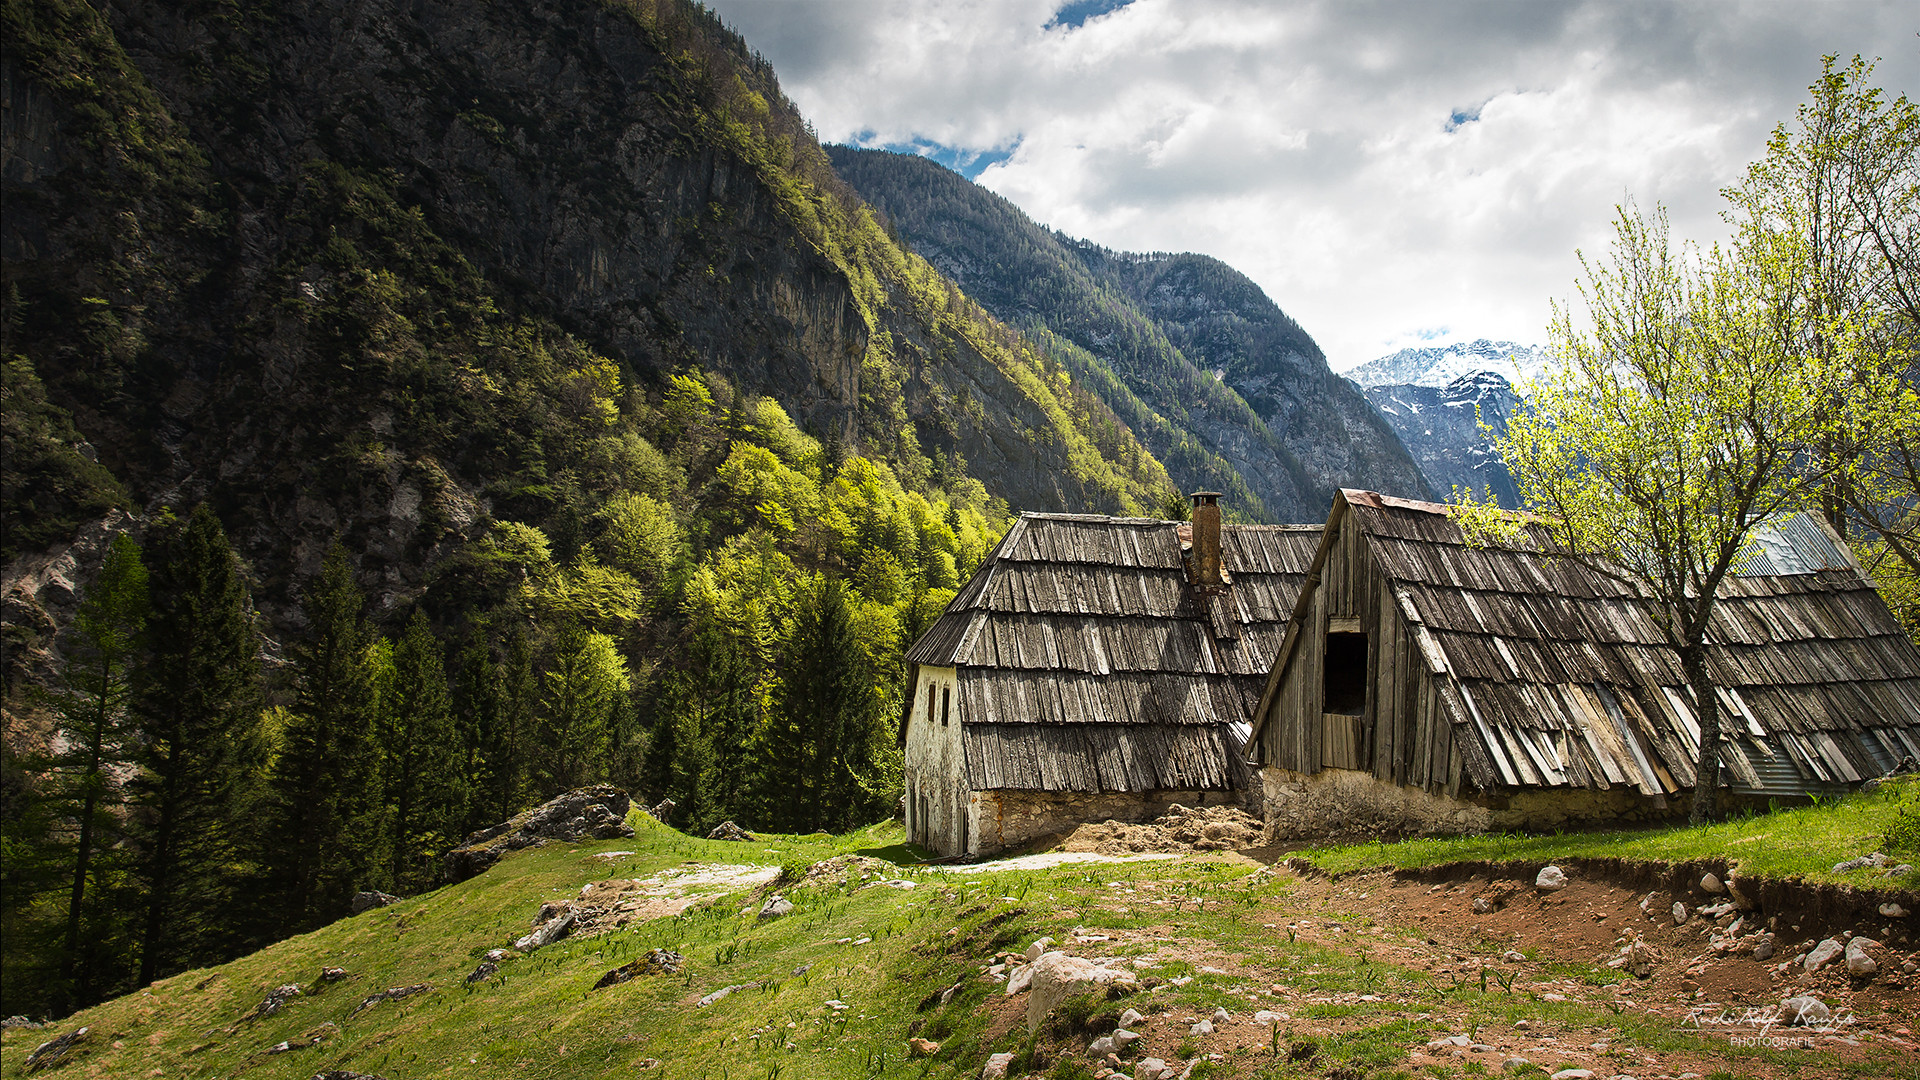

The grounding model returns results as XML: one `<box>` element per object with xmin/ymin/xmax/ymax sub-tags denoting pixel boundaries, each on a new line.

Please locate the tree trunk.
<box><xmin>1684</xmin><ymin>644</ymin><xmax>1721</xmax><ymax>824</ymax></box>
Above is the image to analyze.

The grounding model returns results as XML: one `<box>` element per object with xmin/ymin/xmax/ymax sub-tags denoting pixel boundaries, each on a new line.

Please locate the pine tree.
<box><xmin>536</xmin><ymin>623</ymin><xmax>630</xmax><ymax>792</ymax></box>
<box><xmin>380</xmin><ymin>611</ymin><xmax>463</xmax><ymax>892</ymax></box>
<box><xmin>263</xmin><ymin>542</ymin><xmax>386</xmax><ymax>935</ymax></box>
<box><xmin>128</xmin><ymin>505</ymin><xmax>266</xmax><ymax>984</ymax></box>
<box><xmin>762</xmin><ymin>575</ymin><xmax>873</xmax><ymax>832</ymax></box>
<box><xmin>49</xmin><ymin>532</ymin><xmax>146</xmax><ymax>1010</ymax></box>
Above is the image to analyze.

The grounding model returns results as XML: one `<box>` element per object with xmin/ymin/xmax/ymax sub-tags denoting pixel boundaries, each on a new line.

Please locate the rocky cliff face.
<box><xmin>1</xmin><ymin>0</ymin><xmax>1167</xmax><ymax>655</ymax></box>
<box><xmin>1362</xmin><ymin>372</ymin><xmax>1520</xmax><ymax>506</ymax></box>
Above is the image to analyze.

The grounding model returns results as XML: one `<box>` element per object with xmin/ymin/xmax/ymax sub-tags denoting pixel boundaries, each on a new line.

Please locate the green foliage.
<box><xmin>1884</xmin><ymin>776</ymin><xmax>1920</xmax><ymax>854</ymax></box>
<box><xmin>380</xmin><ymin>611</ymin><xmax>464</xmax><ymax>893</ymax></box>
<box><xmin>0</xmin><ymin>357</ymin><xmax>129</xmax><ymax>563</ymax></box>
<box><xmin>537</xmin><ymin>623</ymin><xmax>633</xmax><ymax>793</ymax></box>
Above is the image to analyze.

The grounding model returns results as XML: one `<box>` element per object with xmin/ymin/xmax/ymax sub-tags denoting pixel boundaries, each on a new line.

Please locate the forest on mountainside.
<box><xmin>0</xmin><ymin>0</ymin><xmax>1185</xmax><ymax>1020</ymax></box>
<box><xmin>826</xmin><ymin>145</ymin><xmax>1432</xmax><ymax>522</ymax></box>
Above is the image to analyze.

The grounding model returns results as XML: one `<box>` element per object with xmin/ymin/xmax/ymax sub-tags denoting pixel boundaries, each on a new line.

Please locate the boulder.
<box><xmin>1134</xmin><ymin>1058</ymin><xmax>1173</xmax><ymax>1080</ymax></box>
<box><xmin>351</xmin><ymin>891</ymin><xmax>397</xmax><ymax>914</ymax></box>
<box><xmin>1672</xmin><ymin>902</ymin><xmax>1688</xmax><ymax>925</ymax></box>
<box><xmin>1803</xmin><ymin>938</ymin><xmax>1844</xmax><ymax>973</ymax></box>
<box><xmin>1700</xmin><ymin>873</ymin><xmax>1725</xmax><ymax>894</ymax></box>
<box><xmin>1781</xmin><ymin>995</ymin><xmax>1830</xmax><ymax>1026</ymax></box>
<box><xmin>1833</xmin><ymin>852</ymin><xmax>1890</xmax><ymax>872</ymax></box>
<box><xmin>514</xmin><ymin>911</ymin><xmax>574</xmax><ymax>953</ymax></box>
<box><xmin>444</xmin><ymin>786</ymin><xmax>634</xmax><ymax>882</ymax></box>
<box><xmin>759</xmin><ymin>896</ymin><xmax>794</xmax><ymax>919</ymax></box>
<box><xmin>982</xmin><ymin>1051</ymin><xmax>1016</xmax><ymax>1079</ymax></box>
<box><xmin>644</xmin><ymin>798</ymin><xmax>675</xmax><ymax>823</ymax></box>
<box><xmin>23</xmin><ymin>1026</ymin><xmax>88</xmax><ymax>1071</ymax></box>
<box><xmin>1880</xmin><ymin>902</ymin><xmax>1909</xmax><ymax>918</ymax></box>
<box><xmin>906</xmin><ymin>1037</ymin><xmax>939</xmax><ymax>1057</ymax></box>
<box><xmin>347</xmin><ymin>985</ymin><xmax>430</xmax><ymax>1017</ymax></box>
<box><xmin>1724</xmin><ymin>875</ymin><xmax>1756</xmax><ymax>911</ymax></box>
<box><xmin>1752</xmin><ymin>937</ymin><xmax>1775</xmax><ymax>962</ymax></box>
<box><xmin>593</xmin><ymin>949</ymin><xmax>685</xmax><ymax>989</ymax></box>
<box><xmin>1025</xmin><ymin>952</ymin><xmax>1138</xmax><ymax>1034</ymax></box>
<box><xmin>241</xmin><ymin>984</ymin><xmax>303</xmax><ymax>1022</ymax></box>
<box><xmin>1535</xmin><ymin>865</ymin><xmax>1568</xmax><ymax>891</ymax></box>
<box><xmin>1845</xmin><ymin>937</ymin><xmax>1878</xmax><ymax>977</ymax></box>
<box><xmin>708</xmin><ymin>821</ymin><xmax>754</xmax><ymax>842</ymax></box>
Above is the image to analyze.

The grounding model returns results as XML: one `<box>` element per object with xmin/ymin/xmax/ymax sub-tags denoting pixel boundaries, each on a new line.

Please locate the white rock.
<box><xmin>1535</xmin><ymin>865</ymin><xmax>1569</xmax><ymax>891</ymax></box>
<box><xmin>1701</xmin><ymin>873</ymin><xmax>1725</xmax><ymax>894</ymax></box>
<box><xmin>1026</xmin><ymin>938</ymin><xmax>1055</xmax><ymax>963</ymax></box>
<box><xmin>1190</xmin><ymin>1019</ymin><xmax>1213</xmax><ymax>1035</ymax></box>
<box><xmin>1472</xmin><ymin>896</ymin><xmax>1496</xmax><ymax>914</ymax></box>
<box><xmin>1550</xmin><ymin>1071</ymin><xmax>1594</xmax><ymax>1080</ymax></box>
<box><xmin>1845</xmin><ymin>937</ymin><xmax>1878</xmax><ymax>976</ymax></box>
<box><xmin>1804</xmin><ymin>938</ymin><xmax>1844</xmax><ymax>973</ymax></box>
<box><xmin>1782</xmin><ymin>995</ymin><xmax>1830</xmax><ymax>1026</ymax></box>
<box><xmin>1089</xmin><ymin>1035</ymin><xmax>1117</xmax><ymax>1056</ymax></box>
<box><xmin>1880</xmin><ymin>902</ymin><xmax>1909</xmax><ymax>919</ymax></box>
<box><xmin>1752</xmin><ymin>938</ymin><xmax>1775</xmax><ymax>961</ymax></box>
<box><xmin>1505</xmin><ymin>1058</ymin><xmax>1530</xmax><ymax>1070</ymax></box>
<box><xmin>1120</xmin><ymin>1007</ymin><xmax>1145</xmax><ymax>1027</ymax></box>
<box><xmin>1134</xmin><ymin>1059</ymin><xmax>1172</xmax><ymax>1080</ymax></box>
<box><xmin>1252</xmin><ymin>1010</ymin><xmax>1277</xmax><ymax>1024</ymax></box>
<box><xmin>1004</xmin><ymin>963</ymin><xmax>1035</xmax><ymax>996</ymax></box>
<box><xmin>1026</xmin><ymin>953</ymin><xmax>1138</xmax><ymax>1034</ymax></box>
<box><xmin>1209</xmin><ymin>1007</ymin><xmax>1230</xmax><ymax>1024</ymax></box>
<box><xmin>1725</xmin><ymin>876</ymin><xmax>1756</xmax><ymax>911</ymax></box>
<box><xmin>1672</xmin><ymin>902</ymin><xmax>1688</xmax><ymax>925</ymax></box>
<box><xmin>1113</xmin><ymin>1029</ymin><xmax>1141</xmax><ymax>1047</ymax></box>
<box><xmin>982</xmin><ymin>1051</ymin><xmax>1016</xmax><ymax>1080</ymax></box>
<box><xmin>759</xmin><ymin>897</ymin><xmax>794</xmax><ymax>918</ymax></box>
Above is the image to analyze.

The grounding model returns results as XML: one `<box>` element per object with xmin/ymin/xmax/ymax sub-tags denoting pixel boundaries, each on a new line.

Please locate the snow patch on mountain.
<box><xmin>1344</xmin><ymin>339</ymin><xmax>1550</xmax><ymax>389</ymax></box>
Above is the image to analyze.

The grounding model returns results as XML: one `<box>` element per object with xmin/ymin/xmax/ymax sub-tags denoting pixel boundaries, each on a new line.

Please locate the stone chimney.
<box><xmin>1191</xmin><ymin>492</ymin><xmax>1224</xmax><ymax>588</ymax></box>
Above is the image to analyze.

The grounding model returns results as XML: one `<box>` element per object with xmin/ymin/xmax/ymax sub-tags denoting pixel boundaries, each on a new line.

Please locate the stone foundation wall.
<box><xmin>970</xmin><ymin>788</ymin><xmax>1238</xmax><ymax>855</ymax></box>
<box><xmin>1260</xmin><ymin>766</ymin><xmax>1680</xmax><ymax>842</ymax></box>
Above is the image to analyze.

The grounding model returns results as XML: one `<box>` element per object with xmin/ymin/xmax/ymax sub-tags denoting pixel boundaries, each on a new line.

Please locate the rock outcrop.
<box><xmin>444</xmin><ymin>786</ymin><xmax>633</xmax><ymax>882</ymax></box>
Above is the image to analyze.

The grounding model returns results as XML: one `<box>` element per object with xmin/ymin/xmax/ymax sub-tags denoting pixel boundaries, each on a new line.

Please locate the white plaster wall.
<box><xmin>903</xmin><ymin>666</ymin><xmax>968</xmax><ymax>856</ymax></box>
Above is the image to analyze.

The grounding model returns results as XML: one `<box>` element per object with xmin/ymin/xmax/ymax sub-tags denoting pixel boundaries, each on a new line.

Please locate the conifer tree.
<box><xmin>380</xmin><ymin>611</ymin><xmax>463</xmax><ymax>892</ymax></box>
<box><xmin>49</xmin><ymin>532</ymin><xmax>146</xmax><ymax>1010</ymax></box>
<box><xmin>264</xmin><ymin>543</ymin><xmax>386</xmax><ymax>935</ymax></box>
<box><xmin>128</xmin><ymin>505</ymin><xmax>266</xmax><ymax>984</ymax></box>
<box><xmin>763</xmin><ymin>575</ymin><xmax>873</xmax><ymax>832</ymax></box>
<box><xmin>537</xmin><ymin>623</ymin><xmax>630</xmax><ymax>792</ymax></box>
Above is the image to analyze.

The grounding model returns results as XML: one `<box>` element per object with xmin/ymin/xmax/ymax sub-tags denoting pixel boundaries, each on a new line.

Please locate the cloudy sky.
<box><xmin>706</xmin><ymin>0</ymin><xmax>1915</xmax><ymax>371</ymax></box>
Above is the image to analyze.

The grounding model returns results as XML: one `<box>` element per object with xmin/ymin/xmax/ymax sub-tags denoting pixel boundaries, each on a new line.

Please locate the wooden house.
<box><xmin>901</xmin><ymin>495</ymin><xmax>1320</xmax><ymax>857</ymax></box>
<box><xmin>1246</xmin><ymin>489</ymin><xmax>1920</xmax><ymax>839</ymax></box>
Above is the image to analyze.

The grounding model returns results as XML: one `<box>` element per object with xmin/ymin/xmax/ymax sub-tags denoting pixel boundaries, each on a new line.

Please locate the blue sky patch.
<box><xmin>851</xmin><ymin>132</ymin><xmax>1018</xmax><ymax>179</ymax></box>
<box><xmin>1446</xmin><ymin>102</ymin><xmax>1485</xmax><ymax>132</ymax></box>
<box><xmin>1046</xmin><ymin>0</ymin><xmax>1134</xmax><ymax>31</ymax></box>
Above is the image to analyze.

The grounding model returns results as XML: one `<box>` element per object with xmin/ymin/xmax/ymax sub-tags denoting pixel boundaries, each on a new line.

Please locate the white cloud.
<box><xmin>709</xmin><ymin>0</ymin><xmax>1917</xmax><ymax>370</ymax></box>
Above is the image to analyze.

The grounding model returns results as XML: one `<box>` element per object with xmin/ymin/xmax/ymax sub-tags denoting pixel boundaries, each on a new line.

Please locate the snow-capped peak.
<box><xmin>1342</xmin><ymin>339</ymin><xmax>1549</xmax><ymax>389</ymax></box>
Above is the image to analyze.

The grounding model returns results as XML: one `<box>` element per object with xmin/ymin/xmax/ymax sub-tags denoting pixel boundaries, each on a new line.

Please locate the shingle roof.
<box><xmin>908</xmin><ymin>512</ymin><xmax>1322</xmax><ymax>792</ymax></box>
<box><xmin>1256</xmin><ymin>490</ymin><xmax>1920</xmax><ymax>797</ymax></box>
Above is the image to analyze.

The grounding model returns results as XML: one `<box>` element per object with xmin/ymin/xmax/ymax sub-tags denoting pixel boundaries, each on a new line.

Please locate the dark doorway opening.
<box><xmin>1324</xmin><ymin>632</ymin><xmax>1368</xmax><ymax>715</ymax></box>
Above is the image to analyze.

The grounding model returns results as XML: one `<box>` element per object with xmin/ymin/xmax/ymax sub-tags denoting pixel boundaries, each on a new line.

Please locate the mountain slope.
<box><xmin>0</xmin><ymin>0</ymin><xmax>1170</xmax><ymax>625</ymax></box>
<box><xmin>1363</xmin><ymin>372</ymin><xmax>1521</xmax><ymax>507</ymax></box>
<box><xmin>826</xmin><ymin>146</ymin><xmax>1430</xmax><ymax>521</ymax></box>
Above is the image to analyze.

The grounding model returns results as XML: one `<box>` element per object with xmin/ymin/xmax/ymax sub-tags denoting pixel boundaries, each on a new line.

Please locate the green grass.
<box><xmin>1301</xmin><ymin>781</ymin><xmax>1919</xmax><ymax>884</ymax></box>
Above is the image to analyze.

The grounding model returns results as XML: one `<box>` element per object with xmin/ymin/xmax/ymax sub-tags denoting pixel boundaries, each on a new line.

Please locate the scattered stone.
<box><xmin>465</xmin><ymin>960</ymin><xmax>499</xmax><ymax>984</ymax></box>
<box><xmin>1804</xmin><ymin>938</ymin><xmax>1844</xmax><ymax>973</ymax></box>
<box><xmin>1605</xmin><ymin>934</ymin><xmax>1661</xmax><ymax>978</ymax></box>
<box><xmin>444</xmin><ymin>785</ymin><xmax>634</xmax><ymax>882</ymax></box>
<box><xmin>1026</xmin><ymin>937</ymin><xmax>1055</xmax><ymax>962</ymax></box>
<box><xmin>241</xmin><ymin>984</ymin><xmax>303</xmax><ymax>1022</ymax></box>
<box><xmin>266</xmin><ymin>1037</ymin><xmax>317</xmax><ymax>1054</ymax></box>
<box><xmin>906</xmin><ymin>1037</ymin><xmax>939</xmax><ymax>1057</ymax></box>
<box><xmin>1845</xmin><ymin>937</ymin><xmax>1879</xmax><ymax>977</ymax></box>
<box><xmin>1134</xmin><ymin>1058</ymin><xmax>1173</xmax><ymax>1080</ymax></box>
<box><xmin>350</xmin><ymin>891</ymin><xmax>398</xmax><ymax>914</ymax></box>
<box><xmin>1503</xmin><ymin>949</ymin><xmax>1527</xmax><ymax>963</ymax></box>
<box><xmin>1506</xmin><ymin>1059</ymin><xmax>1531</xmax><ymax>1071</ymax></box>
<box><xmin>1782</xmin><ymin>995</ymin><xmax>1830</xmax><ymax>1026</ymax></box>
<box><xmin>347</xmin><ymin>984</ymin><xmax>430</xmax><ymax>1017</ymax></box>
<box><xmin>2</xmin><ymin>1017</ymin><xmax>42</xmax><ymax>1030</ymax></box>
<box><xmin>881</xmin><ymin>879</ymin><xmax>917</xmax><ymax>889</ymax></box>
<box><xmin>759</xmin><ymin>896</ymin><xmax>795</xmax><ymax>919</ymax></box>
<box><xmin>515</xmin><ymin>911</ymin><xmax>574</xmax><ymax>953</ymax></box>
<box><xmin>1880</xmin><ymin>902</ymin><xmax>1909</xmax><ymax>919</ymax></box>
<box><xmin>1550</xmin><ymin>1071</ymin><xmax>1594</xmax><ymax>1080</ymax></box>
<box><xmin>310</xmin><ymin>1073</ymin><xmax>390</xmax><ymax>1080</ymax></box>
<box><xmin>593</xmin><ymin>949</ymin><xmax>685</xmax><ymax>989</ymax></box>
<box><xmin>23</xmin><ymin>1026</ymin><xmax>87</xmax><ymax>1071</ymax></box>
<box><xmin>1672</xmin><ymin>902</ymin><xmax>1688</xmax><ymax>925</ymax></box>
<box><xmin>1697</xmin><ymin>901</ymin><xmax>1734</xmax><ymax>918</ymax></box>
<box><xmin>697</xmin><ymin>984</ymin><xmax>750</xmax><ymax>1007</ymax></box>
<box><xmin>1209</xmin><ymin>1006</ymin><xmax>1230</xmax><ymax>1024</ymax></box>
<box><xmin>1473</xmin><ymin>895</ymin><xmax>1497</xmax><ymax>914</ymax></box>
<box><xmin>1190</xmin><ymin>1018</ymin><xmax>1214</xmax><ymax>1035</ymax></box>
<box><xmin>1025</xmin><ymin>952</ymin><xmax>1139</xmax><ymax>1034</ymax></box>
<box><xmin>1752</xmin><ymin>938</ymin><xmax>1775</xmax><ymax>962</ymax></box>
<box><xmin>533</xmin><ymin>900</ymin><xmax>572</xmax><ymax>925</ymax></box>
<box><xmin>1833</xmin><ymin>852</ymin><xmax>1891</xmax><ymax>873</ymax></box>
<box><xmin>317</xmin><ymin>967</ymin><xmax>348</xmax><ymax>983</ymax></box>
<box><xmin>982</xmin><ymin>1051</ymin><xmax>1016</xmax><ymax>1079</ymax></box>
<box><xmin>1120</xmin><ymin>1007</ymin><xmax>1145</xmax><ymax>1027</ymax></box>
<box><xmin>708</xmin><ymin>821</ymin><xmax>754</xmax><ymax>842</ymax></box>
<box><xmin>644</xmin><ymin>798</ymin><xmax>675</xmax><ymax>823</ymax></box>
<box><xmin>1700</xmin><ymin>873</ymin><xmax>1725</xmax><ymax>894</ymax></box>
<box><xmin>1535</xmin><ymin>865</ymin><xmax>1569</xmax><ymax>891</ymax></box>
<box><xmin>1725</xmin><ymin>876</ymin><xmax>1756</xmax><ymax>911</ymax></box>
<box><xmin>1252</xmin><ymin>1010</ymin><xmax>1277</xmax><ymax>1024</ymax></box>
<box><xmin>1060</xmin><ymin>803</ymin><xmax>1263</xmax><ymax>854</ymax></box>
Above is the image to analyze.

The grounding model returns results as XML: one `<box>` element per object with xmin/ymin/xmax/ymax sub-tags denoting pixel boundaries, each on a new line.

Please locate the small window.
<box><xmin>926</xmin><ymin>682</ymin><xmax>935</xmax><ymax>727</ymax></box>
<box><xmin>1324</xmin><ymin>632</ymin><xmax>1367</xmax><ymax>715</ymax></box>
<box><xmin>941</xmin><ymin>685</ymin><xmax>951</xmax><ymax>726</ymax></box>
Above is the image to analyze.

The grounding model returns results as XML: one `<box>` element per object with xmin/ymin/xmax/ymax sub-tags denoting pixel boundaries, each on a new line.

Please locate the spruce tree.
<box><xmin>536</xmin><ymin>623</ymin><xmax>630</xmax><ymax>792</ymax></box>
<box><xmin>264</xmin><ymin>543</ymin><xmax>386</xmax><ymax>935</ymax></box>
<box><xmin>763</xmin><ymin>575</ymin><xmax>871</xmax><ymax>832</ymax></box>
<box><xmin>49</xmin><ymin>532</ymin><xmax>147</xmax><ymax>1010</ymax></box>
<box><xmin>381</xmin><ymin>611</ymin><xmax>463</xmax><ymax>892</ymax></box>
<box><xmin>128</xmin><ymin>505</ymin><xmax>266</xmax><ymax>985</ymax></box>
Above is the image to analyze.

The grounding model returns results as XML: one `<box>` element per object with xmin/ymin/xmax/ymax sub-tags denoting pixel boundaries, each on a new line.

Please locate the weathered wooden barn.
<box><xmin>901</xmin><ymin>495</ymin><xmax>1320</xmax><ymax>856</ymax></box>
<box><xmin>1247</xmin><ymin>489</ymin><xmax>1920</xmax><ymax>840</ymax></box>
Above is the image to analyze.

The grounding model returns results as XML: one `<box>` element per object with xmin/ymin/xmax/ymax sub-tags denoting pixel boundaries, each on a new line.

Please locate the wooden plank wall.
<box><xmin>1260</xmin><ymin>512</ymin><xmax>1462</xmax><ymax>795</ymax></box>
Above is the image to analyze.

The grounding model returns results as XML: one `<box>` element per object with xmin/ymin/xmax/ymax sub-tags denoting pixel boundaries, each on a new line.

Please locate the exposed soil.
<box><xmin>967</xmin><ymin>856</ymin><xmax>1920</xmax><ymax>1079</ymax></box>
<box><xmin>1058</xmin><ymin>805</ymin><xmax>1268</xmax><ymax>856</ymax></box>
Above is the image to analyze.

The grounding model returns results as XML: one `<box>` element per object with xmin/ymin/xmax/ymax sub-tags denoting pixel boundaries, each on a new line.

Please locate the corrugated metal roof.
<box><xmin>906</xmin><ymin>512</ymin><xmax>1320</xmax><ymax>792</ymax></box>
<box><xmin>1323</xmin><ymin>491</ymin><xmax>1920</xmax><ymax>798</ymax></box>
